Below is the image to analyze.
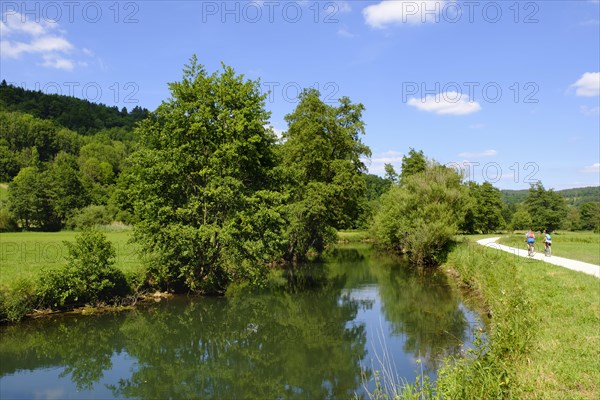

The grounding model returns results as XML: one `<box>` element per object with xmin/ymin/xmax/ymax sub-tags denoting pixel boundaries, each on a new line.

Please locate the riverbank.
<box><xmin>429</xmin><ymin>239</ymin><xmax>599</xmax><ymax>399</ymax></box>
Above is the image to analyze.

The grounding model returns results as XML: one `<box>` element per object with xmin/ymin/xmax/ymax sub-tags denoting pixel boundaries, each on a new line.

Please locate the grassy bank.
<box><xmin>394</xmin><ymin>239</ymin><xmax>599</xmax><ymax>399</ymax></box>
<box><xmin>498</xmin><ymin>231</ymin><xmax>600</xmax><ymax>265</ymax></box>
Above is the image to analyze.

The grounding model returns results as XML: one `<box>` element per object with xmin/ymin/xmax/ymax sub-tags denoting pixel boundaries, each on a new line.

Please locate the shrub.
<box><xmin>0</xmin><ymin>206</ymin><xmax>17</xmax><ymax>232</ymax></box>
<box><xmin>371</xmin><ymin>164</ymin><xmax>468</xmax><ymax>266</ymax></box>
<box><xmin>68</xmin><ymin>205</ymin><xmax>113</xmax><ymax>230</ymax></box>
<box><xmin>38</xmin><ymin>230</ymin><xmax>129</xmax><ymax>308</ymax></box>
<box><xmin>0</xmin><ymin>279</ymin><xmax>38</xmax><ymax>322</ymax></box>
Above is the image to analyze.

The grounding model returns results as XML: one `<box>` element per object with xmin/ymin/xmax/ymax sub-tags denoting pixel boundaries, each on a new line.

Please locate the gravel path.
<box><xmin>476</xmin><ymin>237</ymin><xmax>600</xmax><ymax>279</ymax></box>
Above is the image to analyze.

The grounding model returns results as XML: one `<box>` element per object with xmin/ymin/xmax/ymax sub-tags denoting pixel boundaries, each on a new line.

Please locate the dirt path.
<box><xmin>476</xmin><ymin>237</ymin><xmax>600</xmax><ymax>279</ymax></box>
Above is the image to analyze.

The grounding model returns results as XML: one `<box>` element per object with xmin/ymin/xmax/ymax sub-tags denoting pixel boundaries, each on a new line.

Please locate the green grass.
<box><xmin>427</xmin><ymin>240</ymin><xmax>600</xmax><ymax>399</ymax></box>
<box><xmin>337</xmin><ymin>230</ymin><xmax>371</xmax><ymax>243</ymax></box>
<box><xmin>0</xmin><ymin>183</ymin><xmax>8</xmax><ymax>202</ymax></box>
<box><xmin>498</xmin><ymin>231</ymin><xmax>600</xmax><ymax>265</ymax></box>
<box><xmin>0</xmin><ymin>230</ymin><xmax>143</xmax><ymax>290</ymax></box>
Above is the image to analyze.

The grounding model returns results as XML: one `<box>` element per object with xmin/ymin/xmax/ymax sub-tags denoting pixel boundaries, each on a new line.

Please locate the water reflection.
<box><xmin>0</xmin><ymin>244</ymin><xmax>480</xmax><ymax>399</ymax></box>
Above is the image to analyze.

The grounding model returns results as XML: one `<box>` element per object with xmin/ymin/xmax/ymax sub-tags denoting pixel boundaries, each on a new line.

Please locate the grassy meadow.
<box><xmin>0</xmin><ymin>229</ymin><xmax>143</xmax><ymax>290</ymax></box>
<box><xmin>498</xmin><ymin>231</ymin><xmax>600</xmax><ymax>265</ymax></box>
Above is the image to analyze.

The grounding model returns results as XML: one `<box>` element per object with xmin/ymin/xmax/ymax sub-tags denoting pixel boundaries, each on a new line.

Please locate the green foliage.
<box><xmin>461</xmin><ymin>181</ymin><xmax>505</xmax><ymax>234</ymax></box>
<box><xmin>47</xmin><ymin>152</ymin><xmax>89</xmax><ymax>221</ymax></box>
<box><xmin>0</xmin><ymin>142</ymin><xmax>19</xmax><ymax>181</ymax></box>
<box><xmin>0</xmin><ymin>205</ymin><xmax>17</xmax><ymax>231</ymax></box>
<box><xmin>8</xmin><ymin>166</ymin><xmax>59</xmax><ymax>230</ymax></box>
<box><xmin>562</xmin><ymin>206</ymin><xmax>582</xmax><ymax>231</ymax></box>
<box><xmin>0</xmin><ymin>278</ymin><xmax>38</xmax><ymax>322</ymax></box>
<box><xmin>526</xmin><ymin>182</ymin><xmax>568</xmax><ymax>232</ymax></box>
<box><xmin>365</xmin><ymin>174</ymin><xmax>391</xmax><ymax>201</ymax></box>
<box><xmin>502</xmin><ymin>186</ymin><xmax>600</xmax><ymax>207</ymax></box>
<box><xmin>0</xmin><ymin>82</ymin><xmax>149</xmax><ymax>135</ymax></box>
<box><xmin>37</xmin><ymin>230</ymin><xmax>129</xmax><ymax>308</ymax></box>
<box><xmin>400</xmin><ymin>148</ymin><xmax>427</xmax><ymax>184</ymax></box>
<box><xmin>509</xmin><ymin>203</ymin><xmax>532</xmax><ymax>231</ymax></box>
<box><xmin>384</xmin><ymin>163</ymin><xmax>398</xmax><ymax>183</ymax></box>
<box><xmin>122</xmin><ymin>57</ymin><xmax>281</xmax><ymax>293</ymax></box>
<box><xmin>372</xmin><ymin>162</ymin><xmax>468</xmax><ymax>265</ymax></box>
<box><xmin>280</xmin><ymin>89</ymin><xmax>371</xmax><ymax>258</ymax></box>
<box><xmin>0</xmin><ymin>110</ymin><xmax>62</xmax><ymax>164</ymax></box>
<box><xmin>579</xmin><ymin>202</ymin><xmax>600</xmax><ymax>232</ymax></box>
<box><xmin>68</xmin><ymin>205</ymin><xmax>113</xmax><ymax>230</ymax></box>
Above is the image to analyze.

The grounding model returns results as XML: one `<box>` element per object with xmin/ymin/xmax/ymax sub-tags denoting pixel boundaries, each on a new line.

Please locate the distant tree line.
<box><xmin>0</xmin><ymin>80</ymin><xmax>149</xmax><ymax>135</ymax></box>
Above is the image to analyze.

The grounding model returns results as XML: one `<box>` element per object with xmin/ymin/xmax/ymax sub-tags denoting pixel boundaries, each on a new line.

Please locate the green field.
<box><xmin>498</xmin><ymin>231</ymin><xmax>600</xmax><ymax>265</ymax></box>
<box><xmin>0</xmin><ymin>230</ymin><xmax>143</xmax><ymax>289</ymax></box>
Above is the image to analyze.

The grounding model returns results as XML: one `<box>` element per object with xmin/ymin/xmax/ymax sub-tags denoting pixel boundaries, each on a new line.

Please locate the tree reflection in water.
<box><xmin>0</xmin><ymin>245</ymin><xmax>478</xmax><ymax>399</ymax></box>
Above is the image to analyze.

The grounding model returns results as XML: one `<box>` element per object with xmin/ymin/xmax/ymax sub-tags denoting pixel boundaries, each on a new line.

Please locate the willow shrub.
<box><xmin>371</xmin><ymin>165</ymin><xmax>468</xmax><ymax>266</ymax></box>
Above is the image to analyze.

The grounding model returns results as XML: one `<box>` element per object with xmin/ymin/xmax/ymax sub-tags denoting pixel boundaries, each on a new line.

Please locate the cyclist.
<box><xmin>543</xmin><ymin>230</ymin><xmax>552</xmax><ymax>256</ymax></box>
<box><xmin>525</xmin><ymin>229</ymin><xmax>535</xmax><ymax>256</ymax></box>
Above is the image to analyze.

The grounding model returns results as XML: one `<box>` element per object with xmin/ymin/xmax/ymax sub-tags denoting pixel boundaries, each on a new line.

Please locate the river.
<box><xmin>0</xmin><ymin>244</ymin><xmax>482</xmax><ymax>399</ymax></box>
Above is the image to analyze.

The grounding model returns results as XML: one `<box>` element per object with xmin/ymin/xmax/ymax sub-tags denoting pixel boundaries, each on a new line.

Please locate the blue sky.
<box><xmin>1</xmin><ymin>0</ymin><xmax>599</xmax><ymax>189</ymax></box>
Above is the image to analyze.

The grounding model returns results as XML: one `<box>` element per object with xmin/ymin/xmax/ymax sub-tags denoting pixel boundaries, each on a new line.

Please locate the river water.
<box><xmin>0</xmin><ymin>244</ymin><xmax>482</xmax><ymax>399</ymax></box>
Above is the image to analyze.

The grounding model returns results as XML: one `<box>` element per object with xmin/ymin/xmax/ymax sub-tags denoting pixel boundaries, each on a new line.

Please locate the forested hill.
<box><xmin>0</xmin><ymin>80</ymin><xmax>150</xmax><ymax>135</ymax></box>
<box><xmin>502</xmin><ymin>186</ymin><xmax>600</xmax><ymax>206</ymax></box>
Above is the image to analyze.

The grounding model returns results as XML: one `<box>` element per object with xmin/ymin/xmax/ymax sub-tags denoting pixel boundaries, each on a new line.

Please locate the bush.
<box><xmin>371</xmin><ymin>164</ymin><xmax>468</xmax><ymax>266</ymax></box>
<box><xmin>0</xmin><ymin>206</ymin><xmax>17</xmax><ymax>232</ymax></box>
<box><xmin>0</xmin><ymin>279</ymin><xmax>38</xmax><ymax>322</ymax></box>
<box><xmin>38</xmin><ymin>230</ymin><xmax>129</xmax><ymax>308</ymax></box>
<box><xmin>68</xmin><ymin>205</ymin><xmax>113</xmax><ymax>230</ymax></box>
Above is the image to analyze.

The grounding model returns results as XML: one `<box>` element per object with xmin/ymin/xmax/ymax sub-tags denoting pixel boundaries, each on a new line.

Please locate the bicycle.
<box><xmin>544</xmin><ymin>241</ymin><xmax>552</xmax><ymax>257</ymax></box>
<box><xmin>527</xmin><ymin>242</ymin><xmax>535</xmax><ymax>257</ymax></box>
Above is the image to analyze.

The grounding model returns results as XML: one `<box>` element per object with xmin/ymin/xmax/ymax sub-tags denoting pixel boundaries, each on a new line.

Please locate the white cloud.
<box><xmin>337</xmin><ymin>28</ymin><xmax>356</xmax><ymax>38</ymax></box>
<box><xmin>336</xmin><ymin>1</ymin><xmax>352</xmax><ymax>13</ymax></box>
<box><xmin>581</xmin><ymin>163</ymin><xmax>600</xmax><ymax>173</ymax></box>
<box><xmin>40</xmin><ymin>54</ymin><xmax>75</xmax><ymax>71</ymax></box>
<box><xmin>407</xmin><ymin>92</ymin><xmax>481</xmax><ymax>115</ymax></box>
<box><xmin>363</xmin><ymin>0</ymin><xmax>446</xmax><ymax>28</ymax></box>
<box><xmin>458</xmin><ymin>149</ymin><xmax>497</xmax><ymax>158</ymax></box>
<box><xmin>571</xmin><ymin>72</ymin><xmax>600</xmax><ymax>96</ymax></box>
<box><xmin>580</xmin><ymin>105</ymin><xmax>600</xmax><ymax>116</ymax></box>
<box><xmin>364</xmin><ymin>150</ymin><xmax>404</xmax><ymax>174</ymax></box>
<box><xmin>0</xmin><ymin>12</ymin><xmax>80</xmax><ymax>71</ymax></box>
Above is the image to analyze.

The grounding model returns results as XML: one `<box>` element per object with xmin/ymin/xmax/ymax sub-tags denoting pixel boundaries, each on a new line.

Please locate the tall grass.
<box><xmin>434</xmin><ymin>241</ymin><xmax>535</xmax><ymax>399</ymax></box>
<box><xmin>364</xmin><ymin>238</ymin><xmax>599</xmax><ymax>399</ymax></box>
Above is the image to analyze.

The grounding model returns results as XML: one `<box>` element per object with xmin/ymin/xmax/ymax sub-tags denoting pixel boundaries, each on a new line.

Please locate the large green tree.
<box><xmin>526</xmin><ymin>182</ymin><xmax>568</xmax><ymax>232</ymax></box>
<box><xmin>579</xmin><ymin>202</ymin><xmax>600</xmax><ymax>232</ymax></box>
<box><xmin>121</xmin><ymin>57</ymin><xmax>282</xmax><ymax>292</ymax></box>
<box><xmin>47</xmin><ymin>152</ymin><xmax>89</xmax><ymax>223</ymax></box>
<box><xmin>8</xmin><ymin>166</ymin><xmax>59</xmax><ymax>230</ymax></box>
<box><xmin>280</xmin><ymin>89</ymin><xmax>371</xmax><ymax>259</ymax></box>
<box><xmin>461</xmin><ymin>181</ymin><xmax>505</xmax><ymax>234</ymax></box>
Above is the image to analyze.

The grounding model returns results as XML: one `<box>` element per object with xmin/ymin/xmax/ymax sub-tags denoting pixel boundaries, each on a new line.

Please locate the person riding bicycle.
<box><xmin>525</xmin><ymin>229</ymin><xmax>535</xmax><ymax>255</ymax></box>
<box><xmin>543</xmin><ymin>229</ymin><xmax>552</xmax><ymax>254</ymax></box>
